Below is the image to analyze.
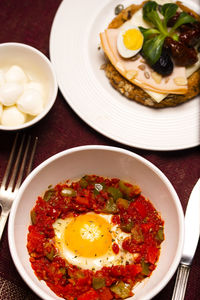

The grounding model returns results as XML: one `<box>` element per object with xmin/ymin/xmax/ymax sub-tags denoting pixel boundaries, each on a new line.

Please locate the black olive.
<box><xmin>151</xmin><ymin>49</ymin><xmax>174</xmax><ymax>76</ymax></box>
<box><xmin>115</xmin><ymin>4</ymin><xmax>124</xmax><ymax>15</ymax></box>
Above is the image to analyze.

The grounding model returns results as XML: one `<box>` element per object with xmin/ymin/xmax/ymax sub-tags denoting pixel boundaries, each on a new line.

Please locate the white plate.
<box><xmin>50</xmin><ymin>0</ymin><xmax>200</xmax><ymax>151</ymax></box>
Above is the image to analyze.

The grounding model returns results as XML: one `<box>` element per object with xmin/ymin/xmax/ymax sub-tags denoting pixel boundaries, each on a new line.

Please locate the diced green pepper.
<box><xmin>82</xmin><ymin>175</ymin><xmax>90</xmax><ymax>181</ymax></box>
<box><xmin>119</xmin><ymin>181</ymin><xmax>131</xmax><ymax>199</ymax></box>
<box><xmin>104</xmin><ymin>198</ymin><xmax>118</xmax><ymax>213</ymax></box>
<box><xmin>61</xmin><ymin>187</ymin><xmax>77</xmax><ymax>197</ymax></box>
<box><xmin>92</xmin><ymin>277</ymin><xmax>105</xmax><ymax>289</ymax></box>
<box><xmin>45</xmin><ymin>247</ymin><xmax>55</xmax><ymax>261</ymax></box>
<box><xmin>141</xmin><ymin>260</ymin><xmax>151</xmax><ymax>276</ymax></box>
<box><xmin>131</xmin><ymin>225</ymin><xmax>144</xmax><ymax>243</ymax></box>
<box><xmin>116</xmin><ymin>198</ymin><xmax>129</xmax><ymax>209</ymax></box>
<box><xmin>119</xmin><ymin>180</ymin><xmax>140</xmax><ymax>199</ymax></box>
<box><xmin>74</xmin><ymin>270</ymin><xmax>85</xmax><ymax>279</ymax></box>
<box><xmin>110</xmin><ymin>281</ymin><xmax>131</xmax><ymax>299</ymax></box>
<box><xmin>43</xmin><ymin>189</ymin><xmax>55</xmax><ymax>202</ymax></box>
<box><xmin>107</xmin><ymin>186</ymin><xmax>122</xmax><ymax>201</ymax></box>
<box><xmin>59</xmin><ymin>267</ymin><xmax>66</xmax><ymax>275</ymax></box>
<box><xmin>156</xmin><ymin>227</ymin><xmax>164</xmax><ymax>242</ymax></box>
<box><xmin>79</xmin><ymin>177</ymin><xmax>88</xmax><ymax>188</ymax></box>
<box><xmin>30</xmin><ymin>209</ymin><xmax>37</xmax><ymax>225</ymax></box>
<box><xmin>82</xmin><ymin>175</ymin><xmax>96</xmax><ymax>184</ymax></box>
<box><xmin>120</xmin><ymin>220</ymin><xmax>133</xmax><ymax>233</ymax></box>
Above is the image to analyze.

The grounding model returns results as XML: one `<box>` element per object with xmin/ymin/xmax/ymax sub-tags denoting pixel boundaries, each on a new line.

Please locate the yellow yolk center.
<box><xmin>123</xmin><ymin>28</ymin><xmax>143</xmax><ymax>50</ymax></box>
<box><xmin>64</xmin><ymin>214</ymin><xmax>112</xmax><ymax>258</ymax></box>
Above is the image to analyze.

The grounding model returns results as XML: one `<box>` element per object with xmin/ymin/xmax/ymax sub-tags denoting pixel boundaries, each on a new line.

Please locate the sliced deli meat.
<box><xmin>100</xmin><ymin>28</ymin><xmax>188</xmax><ymax>95</ymax></box>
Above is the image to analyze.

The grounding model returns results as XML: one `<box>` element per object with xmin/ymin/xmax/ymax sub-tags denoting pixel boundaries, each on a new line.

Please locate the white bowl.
<box><xmin>0</xmin><ymin>42</ymin><xmax>58</xmax><ymax>130</ymax></box>
<box><xmin>8</xmin><ymin>146</ymin><xmax>184</xmax><ymax>300</ymax></box>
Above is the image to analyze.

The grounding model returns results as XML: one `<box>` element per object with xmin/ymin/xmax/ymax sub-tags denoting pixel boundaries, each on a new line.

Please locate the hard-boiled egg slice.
<box><xmin>117</xmin><ymin>23</ymin><xmax>144</xmax><ymax>58</ymax></box>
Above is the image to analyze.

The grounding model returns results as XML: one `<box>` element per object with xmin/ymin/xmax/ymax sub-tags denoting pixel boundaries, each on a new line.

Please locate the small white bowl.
<box><xmin>8</xmin><ymin>146</ymin><xmax>184</xmax><ymax>300</ymax></box>
<box><xmin>0</xmin><ymin>42</ymin><xmax>58</xmax><ymax>130</ymax></box>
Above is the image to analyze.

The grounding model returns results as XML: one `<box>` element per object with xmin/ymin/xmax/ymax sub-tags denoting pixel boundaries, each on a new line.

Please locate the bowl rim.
<box><xmin>0</xmin><ymin>42</ymin><xmax>58</xmax><ymax>131</ymax></box>
<box><xmin>8</xmin><ymin>145</ymin><xmax>184</xmax><ymax>300</ymax></box>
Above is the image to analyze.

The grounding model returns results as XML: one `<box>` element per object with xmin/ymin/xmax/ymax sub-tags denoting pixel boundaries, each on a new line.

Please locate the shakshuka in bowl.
<box><xmin>8</xmin><ymin>145</ymin><xmax>184</xmax><ymax>300</ymax></box>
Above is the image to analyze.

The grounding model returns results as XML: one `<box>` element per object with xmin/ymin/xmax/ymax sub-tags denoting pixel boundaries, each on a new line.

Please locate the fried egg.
<box><xmin>53</xmin><ymin>212</ymin><xmax>136</xmax><ymax>271</ymax></box>
<box><xmin>117</xmin><ymin>23</ymin><xmax>144</xmax><ymax>58</ymax></box>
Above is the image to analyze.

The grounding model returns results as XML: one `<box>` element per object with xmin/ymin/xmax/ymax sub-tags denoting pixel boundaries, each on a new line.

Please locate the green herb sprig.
<box><xmin>139</xmin><ymin>1</ymin><xmax>196</xmax><ymax>65</ymax></box>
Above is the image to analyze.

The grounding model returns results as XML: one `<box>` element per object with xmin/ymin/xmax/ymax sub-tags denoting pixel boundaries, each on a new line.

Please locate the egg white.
<box><xmin>53</xmin><ymin>212</ymin><xmax>136</xmax><ymax>271</ymax></box>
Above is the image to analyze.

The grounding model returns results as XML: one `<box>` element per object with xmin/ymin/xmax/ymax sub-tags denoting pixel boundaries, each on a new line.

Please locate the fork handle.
<box><xmin>171</xmin><ymin>264</ymin><xmax>190</xmax><ymax>300</ymax></box>
<box><xmin>0</xmin><ymin>210</ymin><xmax>9</xmax><ymax>241</ymax></box>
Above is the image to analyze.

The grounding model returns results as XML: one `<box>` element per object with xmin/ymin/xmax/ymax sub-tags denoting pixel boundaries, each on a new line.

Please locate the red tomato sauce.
<box><xmin>27</xmin><ymin>175</ymin><xmax>164</xmax><ymax>300</ymax></box>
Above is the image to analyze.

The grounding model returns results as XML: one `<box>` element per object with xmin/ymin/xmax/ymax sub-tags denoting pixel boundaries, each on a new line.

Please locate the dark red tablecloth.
<box><xmin>0</xmin><ymin>1</ymin><xmax>199</xmax><ymax>299</ymax></box>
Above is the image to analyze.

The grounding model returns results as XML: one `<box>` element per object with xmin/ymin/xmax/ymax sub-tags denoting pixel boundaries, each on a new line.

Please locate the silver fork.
<box><xmin>0</xmin><ymin>133</ymin><xmax>38</xmax><ymax>241</ymax></box>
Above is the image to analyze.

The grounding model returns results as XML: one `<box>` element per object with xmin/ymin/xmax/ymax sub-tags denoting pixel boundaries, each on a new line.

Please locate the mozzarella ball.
<box><xmin>0</xmin><ymin>82</ymin><xmax>24</xmax><ymax>106</ymax></box>
<box><xmin>1</xmin><ymin>106</ymin><xmax>26</xmax><ymax>126</ymax></box>
<box><xmin>5</xmin><ymin>65</ymin><xmax>28</xmax><ymax>84</ymax></box>
<box><xmin>24</xmin><ymin>81</ymin><xmax>44</xmax><ymax>96</ymax></box>
<box><xmin>17</xmin><ymin>88</ymin><xmax>44</xmax><ymax>116</ymax></box>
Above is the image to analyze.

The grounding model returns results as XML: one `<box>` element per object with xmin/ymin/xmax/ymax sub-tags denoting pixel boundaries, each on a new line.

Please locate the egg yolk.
<box><xmin>64</xmin><ymin>214</ymin><xmax>112</xmax><ymax>257</ymax></box>
<box><xmin>123</xmin><ymin>28</ymin><xmax>143</xmax><ymax>50</ymax></box>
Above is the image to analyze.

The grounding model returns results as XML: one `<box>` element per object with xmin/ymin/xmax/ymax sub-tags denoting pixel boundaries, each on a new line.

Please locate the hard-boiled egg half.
<box><xmin>117</xmin><ymin>23</ymin><xmax>144</xmax><ymax>58</ymax></box>
<box><xmin>53</xmin><ymin>212</ymin><xmax>136</xmax><ymax>271</ymax></box>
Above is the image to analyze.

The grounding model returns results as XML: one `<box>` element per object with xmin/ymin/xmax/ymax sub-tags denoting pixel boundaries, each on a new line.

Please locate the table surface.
<box><xmin>0</xmin><ymin>1</ymin><xmax>199</xmax><ymax>300</ymax></box>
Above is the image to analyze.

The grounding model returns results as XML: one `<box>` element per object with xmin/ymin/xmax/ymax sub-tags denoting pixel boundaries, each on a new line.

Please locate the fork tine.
<box><xmin>25</xmin><ymin>136</ymin><xmax>38</xmax><ymax>177</ymax></box>
<box><xmin>0</xmin><ymin>134</ymin><xmax>38</xmax><ymax>242</ymax></box>
<box><xmin>1</xmin><ymin>133</ymin><xmax>20</xmax><ymax>189</ymax></box>
<box><xmin>6</xmin><ymin>134</ymin><xmax>26</xmax><ymax>192</ymax></box>
<box><xmin>12</xmin><ymin>135</ymin><xmax>31</xmax><ymax>192</ymax></box>
<box><xmin>14</xmin><ymin>136</ymin><xmax>38</xmax><ymax>191</ymax></box>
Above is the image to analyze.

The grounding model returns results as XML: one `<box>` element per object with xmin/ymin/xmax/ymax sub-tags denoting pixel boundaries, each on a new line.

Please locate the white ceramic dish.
<box><xmin>49</xmin><ymin>0</ymin><xmax>200</xmax><ymax>151</ymax></box>
<box><xmin>0</xmin><ymin>42</ymin><xmax>58</xmax><ymax>130</ymax></box>
<box><xmin>8</xmin><ymin>145</ymin><xmax>184</xmax><ymax>300</ymax></box>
